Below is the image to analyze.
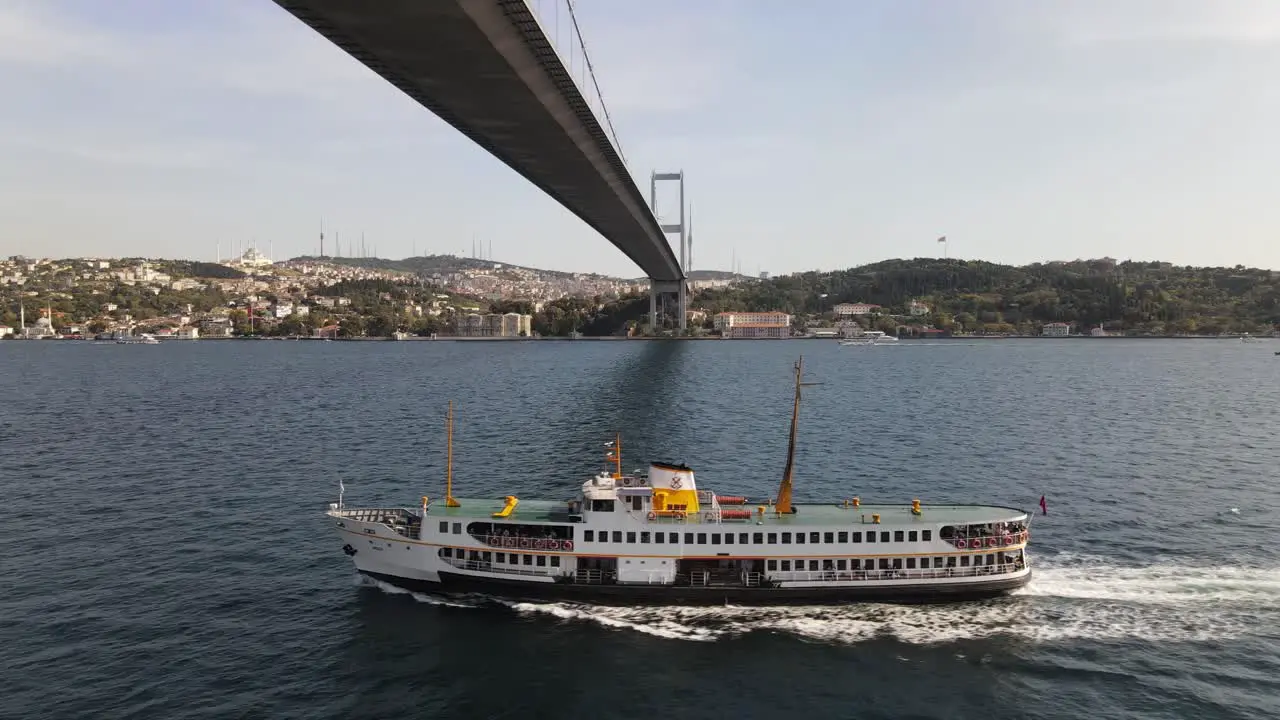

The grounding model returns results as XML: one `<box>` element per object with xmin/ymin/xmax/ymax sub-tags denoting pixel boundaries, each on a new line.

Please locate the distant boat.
<box><xmin>116</xmin><ymin>333</ymin><xmax>160</xmax><ymax>345</ymax></box>
<box><xmin>840</xmin><ymin>331</ymin><xmax>899</xmax><ymax>347</ymax></box>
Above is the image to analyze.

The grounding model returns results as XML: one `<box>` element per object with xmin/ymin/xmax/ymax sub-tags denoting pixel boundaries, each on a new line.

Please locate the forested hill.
<box><xmin>693</xmin><ymin>258</ymin><xmax>1280</xmax><ymax>334</ymax></box>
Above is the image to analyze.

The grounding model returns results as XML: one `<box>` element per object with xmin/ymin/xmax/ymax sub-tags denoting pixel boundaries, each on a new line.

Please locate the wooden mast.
<box><xmin>776</xmin><ymin>356</ymin><xmax>818</xmax><ymax>514</ymax></box>
<box><xmin>610</xmin><ymin>432</ymin><xmax>622</xmax><ymax>478</ymax></box>
<box><xmin>445</xmin><ymin>400</ymin><xmax>459</xmax><ymax>507</ymax></box>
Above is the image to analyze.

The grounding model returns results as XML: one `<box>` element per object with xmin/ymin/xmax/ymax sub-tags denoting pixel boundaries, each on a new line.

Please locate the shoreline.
<box><xmin>3</xmin><ymin>334</ymin><xmax>1272</xmax><ymax>343</ymax></box>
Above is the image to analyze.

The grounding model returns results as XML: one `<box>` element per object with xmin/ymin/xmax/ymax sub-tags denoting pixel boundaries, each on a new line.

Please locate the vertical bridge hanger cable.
<box><xmin>562</xmin><ymin>0</ymin><xmax>626</xmax><ymax>165</ymax></box>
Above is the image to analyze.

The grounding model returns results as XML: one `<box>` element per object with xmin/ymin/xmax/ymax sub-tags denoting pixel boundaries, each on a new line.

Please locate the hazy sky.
<box><xmin>2</xmin><ymin>0</ymin><xmax>1280</xmax><ymax>276</ymax></box>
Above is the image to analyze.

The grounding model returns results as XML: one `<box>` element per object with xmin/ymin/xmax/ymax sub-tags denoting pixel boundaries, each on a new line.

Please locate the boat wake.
<box><xmin>359</xmin><ymin>555</ymin><xmax>1280</xmax><ymax>645</ymax></box>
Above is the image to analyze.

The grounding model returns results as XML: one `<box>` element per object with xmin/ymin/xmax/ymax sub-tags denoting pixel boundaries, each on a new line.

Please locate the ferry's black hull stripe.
<box><xmin>361</xmin><ymin>570</ymin><xmax>1032</xmax><ymax>607</ymax></box>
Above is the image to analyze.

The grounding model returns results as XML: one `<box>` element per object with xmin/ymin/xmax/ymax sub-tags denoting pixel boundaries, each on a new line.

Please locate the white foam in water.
<box><xmin>357</xmin><ymin>575</ymin><xmax>482</xmax><ymax>609</ymax></box>
<box><xmin>361</xmin><ymin>556</ymin><xmax>1280</xmax><ymax>645</ymax></box>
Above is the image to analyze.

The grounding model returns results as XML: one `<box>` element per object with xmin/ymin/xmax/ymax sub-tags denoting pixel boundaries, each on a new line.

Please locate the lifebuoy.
<box><xmin>563</xmin><ymin>540</ymin><xmax>574</xmax><ymax>552</ymax></box>
<box><xmin>986</xmin><ymin>537</ymin><xmax>996</xmax><ymax>548</ymax></box>
<box><xmin>647</xmin><ymin>511</ymin><xmax>656</xmax><ymax>521</ymax></box>
<box><xmin>549</xmin><ymin>539</ymin><xmax>561</xmax><ymax>550</ymax></box>
<box><xmin>519</xmin><ymin>538</ymin><xmax>530</xmax><ymax>549</ymax></box>
<box><xmin>969</xmin><ymin>539</ymin><xmax>981</xmax><ymax>549</ymax></box>
<box><xmin>534</xmin><ymin>539</ymin><xmax>546</xmax><ymax>550</ymax></box>
<box><xmin>1001</xmin><ymin>536</ymin><xmax>1011</xmax><ymax>546</ymax></box>
<box><xmin>489</xmin><ymin>537</ymin><xmax>502</xmax><ymax>547</ymax></box>
<box><xmin>954</xmin><ymin>539</ymin><xmax>966</xmax><ymax>549</ymax></box>
<box><xmin>503</xmin><ymin>537</ymin><xmax>515</xmax><ymax>548</ymax></box>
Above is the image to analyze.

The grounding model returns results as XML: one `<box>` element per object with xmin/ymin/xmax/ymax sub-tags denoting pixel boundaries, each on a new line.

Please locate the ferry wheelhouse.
<box><xmin>329</xmin><ymin>359</ymin><xmax>1032</xmax><ymax>605</ymax></box>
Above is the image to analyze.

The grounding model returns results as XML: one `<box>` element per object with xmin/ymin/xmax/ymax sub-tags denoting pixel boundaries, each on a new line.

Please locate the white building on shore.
<box><xmin>714</xmin><ymin>311</ymin><xmax>792</xmax><ymax>339</ymax></box>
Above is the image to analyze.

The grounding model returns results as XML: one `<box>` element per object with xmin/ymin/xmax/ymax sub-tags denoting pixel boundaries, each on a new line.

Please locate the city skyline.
<box><xmin>3</xmin><ymin>1</ymin><xmax>1280</xmax><ymax>275</ymax></box>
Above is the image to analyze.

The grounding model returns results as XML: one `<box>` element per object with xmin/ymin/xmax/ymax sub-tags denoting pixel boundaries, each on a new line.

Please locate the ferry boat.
<box><xmin>114</xmin><ymin>332</ymin><xmax>160</xmax><ymax>345</ymax></box>
<box><xmin>328</xmin><ymin>359</ymin><xmax>1032</xmax><ymax>605</ymax></box>
<box><xmin>839</xmin><ymin>330</ymin><xmax>898</xmax><ymax>346</ymax></box>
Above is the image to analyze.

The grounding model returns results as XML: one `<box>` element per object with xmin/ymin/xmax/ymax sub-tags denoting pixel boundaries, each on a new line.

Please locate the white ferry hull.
<box><xmin>333</xmin><ymin>504</ymin><xmax>1033</xmax><ymax>607</ymax></box>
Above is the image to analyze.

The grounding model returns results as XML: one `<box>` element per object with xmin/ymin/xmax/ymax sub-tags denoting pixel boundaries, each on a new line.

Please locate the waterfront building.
<box><xmin>1042</xmin><ymin>322</ymin><xmax>1071</xmax><ymax>337</ymax></box>
<box><xmin>714</xmin><ymin>311</ymin><xmax>792</xmax><ymax>339</ymax></box>
<box><xmin>833</xmin><ymin>303</ymin><xmax>879</xmax><ymax>317</ymax></box>
<box><xmin>455</xmin><ymin>313</ymin><xmax>533</xmax><ymax>337</ymax></box>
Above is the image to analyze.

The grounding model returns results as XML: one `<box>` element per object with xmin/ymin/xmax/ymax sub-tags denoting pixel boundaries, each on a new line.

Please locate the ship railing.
<box><xmin>333</xmin><ymin>507</ymin><xmax>418</xmax><ymax>537</ymax></box>
<box><xmin>573</xmin><ymin>568</ymin><xmax>617</xmax><ymax>585</ymax></box>
<box><xmin>477</xmin><ymin>534</ymin><xmax>574</xmax><ymax>551</ymax></box>
<box><xmin>333</xmin><ymin>507</ymin><xmax>414</xmax><ymax>523</ymax></box>
<box><xmin>443</xmin><ymin>557</ymin><xmax>557</xmax><ymax>578</ymax></box>
<box><xmin>769</xmin><ymin>563</ymin><xmax>1025</xmax><ymax>583</ymax></box>
<box><xmin>646</xmin><ymin>512</ymin><xmax>725</xmax><ymax>525</ymax></box>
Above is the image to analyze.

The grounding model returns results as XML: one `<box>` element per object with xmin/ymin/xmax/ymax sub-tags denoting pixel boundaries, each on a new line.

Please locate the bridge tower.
<box><xmin>649</xmin><ymin>171</ymin><xmax>689</xmax><ymax>332</ymax></box>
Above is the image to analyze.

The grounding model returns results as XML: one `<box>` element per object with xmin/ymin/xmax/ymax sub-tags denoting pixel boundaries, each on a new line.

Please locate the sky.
<box><xmin>2</xmin><ymin>0</ymin><xmax>1280</xmax><ymax>277</ymax></box>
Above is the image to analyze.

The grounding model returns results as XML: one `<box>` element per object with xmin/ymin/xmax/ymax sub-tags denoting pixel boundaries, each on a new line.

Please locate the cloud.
<box><xmin>0</xmin><ymin>1</ymin><xmax>129</xmax><ymax>67</ymax></box>
<box><xmin>3</xmin><ymin>129</ymin><xmax>253</xmax><ymax>171</ymax></box>
<box><xmin>527</xmin><ymin>0</ymin><xmax>741</xmax><ymax>116</ymax></box>
<box><xmin>0</xmin><ymin>0</ymin><xmax>453</xmax><ymax>173</ymax></box>
<box><xmin>1002</xmin><ymin>1</ymin><xmax>1280</xmax><ymax>47</ymax></box>
<box><xmin>0</xmin><ymin>1</ymin><xmax>393</xmax><ymax>102</ymax></box>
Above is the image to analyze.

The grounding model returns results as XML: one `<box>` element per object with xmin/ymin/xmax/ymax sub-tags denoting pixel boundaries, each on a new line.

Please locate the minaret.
<box><xmin>320</xmin><ymin>219</ymin><xmax>325</xmax><ymax>258</ymax></box>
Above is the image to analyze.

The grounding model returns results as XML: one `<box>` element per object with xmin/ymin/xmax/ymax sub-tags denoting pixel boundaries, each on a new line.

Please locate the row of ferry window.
<box><xmin>769</xmin><ymin>554</ymin><xmax>1006</xmax><ymax>572</ymax></box>
<box><xmin>581</xmin><ymin>529</ymin><xmax>935</xmax><ymax>545</ymax></box>
<box><xmin>442</xmin><ymin>547</ymin><xmax>562</xmax><ymax>568</ymax></box>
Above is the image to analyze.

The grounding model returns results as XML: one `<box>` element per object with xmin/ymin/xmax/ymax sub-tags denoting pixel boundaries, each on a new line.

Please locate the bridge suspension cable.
<box><xmin>559</xmin><ymin>0</ymin><xmax>627</xmax><ymax>165</ymax></box>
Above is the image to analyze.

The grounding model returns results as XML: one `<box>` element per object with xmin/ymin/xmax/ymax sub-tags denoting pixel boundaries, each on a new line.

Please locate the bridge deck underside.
<box><xmin>271</xmin><ymin>0</ymin><xmax>682</xmax><ymax>282</ymax></box>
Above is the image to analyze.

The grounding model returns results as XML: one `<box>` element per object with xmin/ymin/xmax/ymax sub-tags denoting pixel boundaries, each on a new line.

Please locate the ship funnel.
<box><xmin>648</xmin><ymin>462</ymin><xmax>697</xmax><ymax>492</ymax></box>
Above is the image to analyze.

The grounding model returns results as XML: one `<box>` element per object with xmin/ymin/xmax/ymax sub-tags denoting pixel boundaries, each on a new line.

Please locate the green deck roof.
<box><xmin>427</xmin><ymin>497</ymin><xmax>1027</xmax><ymax>526</ymax></box>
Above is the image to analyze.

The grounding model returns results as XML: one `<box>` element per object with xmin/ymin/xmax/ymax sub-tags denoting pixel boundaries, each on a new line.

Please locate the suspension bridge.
<box><xmin>270</xmin><ymin>0</ymin><xmax>693</xmax><ymax>329</ymax></box>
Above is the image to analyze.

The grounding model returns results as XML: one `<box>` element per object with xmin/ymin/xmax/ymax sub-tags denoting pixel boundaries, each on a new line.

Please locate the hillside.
<box><xmin>693</xmin><ymin>258</ymin><xmax>1280</xmax><ymax>335</ymax></box>
<box><xmin>290</xmin><ymin>254</ymin><xmax>594</xmax><ymax>279</ymax></box>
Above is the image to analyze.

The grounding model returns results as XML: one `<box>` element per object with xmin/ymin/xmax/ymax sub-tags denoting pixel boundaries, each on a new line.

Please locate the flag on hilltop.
<box><xmin>937</xmin><ymin>236</ymin><xmax>947</xmax><ymax>243</ymax></box>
